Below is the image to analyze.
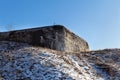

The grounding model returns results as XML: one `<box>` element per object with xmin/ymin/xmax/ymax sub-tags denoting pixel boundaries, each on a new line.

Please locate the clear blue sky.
<box><xmin>0</xmin><ymin>0</ymin><xmax>120</xmax><ymax>50</ymax></box>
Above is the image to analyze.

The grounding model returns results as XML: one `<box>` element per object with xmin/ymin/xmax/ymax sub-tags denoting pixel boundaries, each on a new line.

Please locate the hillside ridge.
<box><xmin>0</xmin><ymin>41</ymin><xmax>120</xmax><ymax>80</ymax></box>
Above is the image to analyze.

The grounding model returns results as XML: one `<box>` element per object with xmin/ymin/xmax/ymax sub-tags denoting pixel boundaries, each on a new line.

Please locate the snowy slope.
<box><xmin>0</xmin><ymin>41</ymin><xmax>120</xmax><ymax>80</ymax></box>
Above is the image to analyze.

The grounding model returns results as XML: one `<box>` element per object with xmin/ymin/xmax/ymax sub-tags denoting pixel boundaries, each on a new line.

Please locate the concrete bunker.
<box><xmin>0</xmin><ymin>25</ymin><xmax>89</xmax><ymax>52</ymax></box>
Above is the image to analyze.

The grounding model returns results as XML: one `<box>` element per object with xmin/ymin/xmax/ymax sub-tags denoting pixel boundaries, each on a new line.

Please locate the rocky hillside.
<box><xmin>0</xmin><ymin>41</ymin><xmax>120</xmax><ymax>80</ymax></box>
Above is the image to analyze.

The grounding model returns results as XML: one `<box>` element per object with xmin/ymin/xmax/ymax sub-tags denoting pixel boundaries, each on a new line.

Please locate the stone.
<box><xmin>0</xmin><ymin>25</ymin><xmax>89</xmax><ymax>52</ymax></box>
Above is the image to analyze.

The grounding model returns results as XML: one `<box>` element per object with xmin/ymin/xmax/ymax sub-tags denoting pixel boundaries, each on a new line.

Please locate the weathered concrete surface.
<box><xmin>0</xmin><ymin>25</ymin><xmax>89</xmax><ymax>52</ymax></box>
<box><xmin>64</xmin><ymin>27</ymin><xmax>89</xmax><ymax>52</ymax></box>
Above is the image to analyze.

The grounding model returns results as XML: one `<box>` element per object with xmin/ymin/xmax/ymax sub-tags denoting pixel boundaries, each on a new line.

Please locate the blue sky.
<box><xmin>0</xmin><ymin>0</ymin><xmax>120</xmax><ymax>50</ymax></box>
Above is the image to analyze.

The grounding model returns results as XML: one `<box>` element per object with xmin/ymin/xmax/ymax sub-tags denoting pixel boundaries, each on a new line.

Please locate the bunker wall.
<box><xmin>64</xmin><ymin>28</ymin><xmax>89</xmax><ymax>52</ymax></box>
<box><xmin>0</xmin><ymin>26</ymin><xmax>65</xmax><ymax>51</ymax></box>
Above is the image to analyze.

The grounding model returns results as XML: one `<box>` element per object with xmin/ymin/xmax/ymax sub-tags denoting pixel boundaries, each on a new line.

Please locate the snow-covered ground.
<box><xmin>0</xmin><ymin>41</ymin><xmax>120</xmax><ymax>80</ymax></box>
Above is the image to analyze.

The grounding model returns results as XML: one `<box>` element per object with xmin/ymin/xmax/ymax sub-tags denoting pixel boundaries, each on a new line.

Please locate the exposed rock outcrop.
<box><xmin>0</xmin><ymin>25</ymin><xmax>89</xmax><ymax>52</ymax></box>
